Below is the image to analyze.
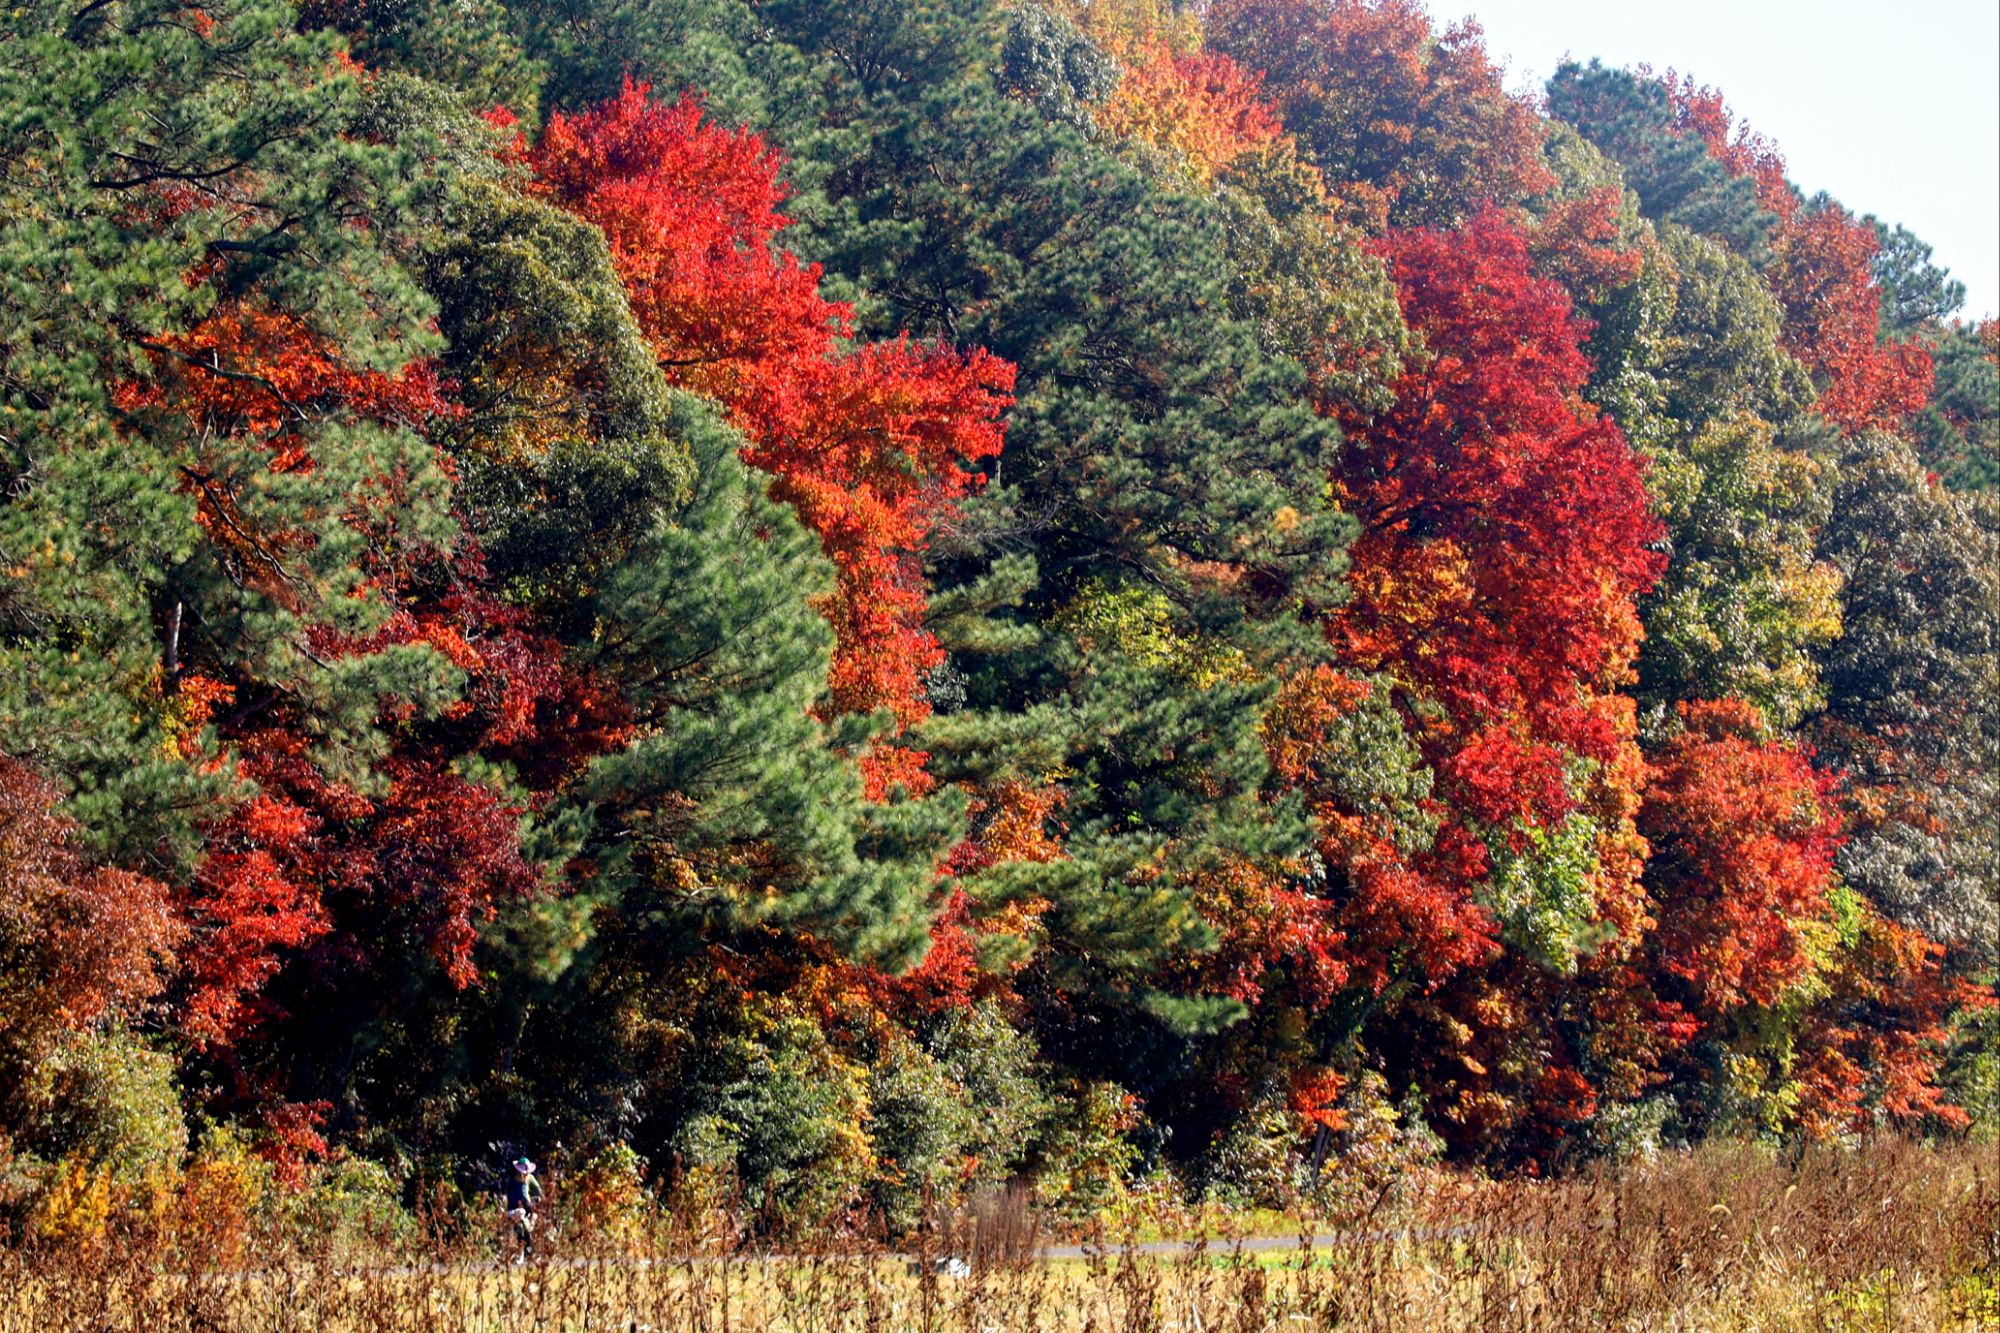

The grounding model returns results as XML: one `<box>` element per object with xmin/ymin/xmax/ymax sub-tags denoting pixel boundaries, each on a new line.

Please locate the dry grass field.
<box><xmin>4</xmin><ymin>1138</ymin><xmax>1995</xmax><ymax>1332</ymax></box>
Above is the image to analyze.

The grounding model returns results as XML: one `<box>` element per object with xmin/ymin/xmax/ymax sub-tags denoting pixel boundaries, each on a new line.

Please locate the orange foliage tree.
<box><xmin>1639</xmin><ymin>699</ymin><xmax>1842</xmax><ymax>1017</ymax></box>
<box><xmin>1097</xmin><ymin>44</ymin><xmax>1283</xmax><ymax>182</ymax></box>
<box><xmin>1206</xmin><ymin>0</ymin><xmax>1554</xmax><ymax>228</ymax></box>
<box><xmin>0</xmin><ymin>758</ymin><xmax>182</xmax><ymax>1082</ymax></box>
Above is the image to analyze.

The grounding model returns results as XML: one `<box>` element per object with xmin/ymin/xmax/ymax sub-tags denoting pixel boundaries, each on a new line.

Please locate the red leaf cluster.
<box><xmin>0</xmin><ymin>758</ymin><xmax>183</xmax><ymax>1063</ymax></box>
<box><xmin>1263</xmin><ymin>666</ymin><xmax>1496</xmax><ymax>989</ymax></box>
<box><xmin>1188</xmin><ymin>854</ymin><xmax>1350</xmax><ymax>1011</ymax></box>
<box><xmin>1768</xmin><ymin>205</ymin><xmax>1934</xmax><ymax>434</ymax></box>
<box><xmin>1332</xmin><ymin>209</ymin><xmax>1664</xmax><ymax>829</ymax></box>
<box><xmin>1524</xmin><ymin>188</ymin><xmax>1646</xmax><ymax>306</ymax></box>
<box><xmin>530</xmin><ymin>83</ymin><xmax>1016</xmax><ymax>725</ymax></box>
<box><xmin>1794</xmin><ymin>916</ymin><xmax>1981</xmax><ymax>1135</ymax></box>
<box><xmin>182</xmin><ymin>592</ymin><xmax>585</xmax><ymax>1047</ymax></box>
<box><xmin>1639</xmin><ymin>699</ymin><xmax>1841</xmax><ymax>1014</ymax></box>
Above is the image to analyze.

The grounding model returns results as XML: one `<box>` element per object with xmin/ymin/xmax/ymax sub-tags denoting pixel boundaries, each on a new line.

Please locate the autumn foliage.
<box><xmin>1639</xmin><ymin>700</ymin><xmax>1841</xmax><ymax>1015</ymax></box>
<box><xmin>0</xmin><ymin>759</ymin><xmax>181</xmax><ymax>1075</ymax></box>
<box><xmin>1206</xmin><ymin>0</ymin><xmax>1554</xmax><ymax>227</ymax></box>
<box><xmin>1666</xmin><ymin>77</ymin><xmax>1933</xmax><ymax>433</ymax></box>
<box><xmin>1097</xmin><ymin>44</ymin><xmax>1283</xmax><ymax>181</ymax></box>
<box><xmin>1330</xmin><ymin>210</ymin><xmax>1663</xmax><ymax>823</ymax></box>
<box><xmin>529</xmin><ymin>83</ymin><xmax>1015</xmax><ymax>726</ymax></box>
<box><xmin>3</xmin><ymin>0</ymin><xmax>1992</xmax><ymax>1230</ymax></box>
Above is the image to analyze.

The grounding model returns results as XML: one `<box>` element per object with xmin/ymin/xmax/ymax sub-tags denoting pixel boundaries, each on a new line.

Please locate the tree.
<box><xmin>1654</xmin><ymin>76</ymin><xmax>1935</xmax><ymax>435</ymax></box>
<box><xmin>1793</xmin><ymin>908</ymin><xmax>1977</xmax><ymax>1135</ymax></box>
<box><xmin>499</xmin><ymin>0</ymin><xmax>825</xmax><ymax>136</ymax></box>
<box><xmin>997</xmin><ymin>3</ymin><xmax>1120</xmax><ymax>130</ymax></box>
<box><xmin>0</xmin><ymin>3</ymin><xmax>589</xmax><ymax>1149</ymax></box>
<box><xmin>1812</xmin><ymin>435</ymin><xmax>2000</xmax><ymax>957</ymax></box>
<box><xmin>299</xmin><ymin>0</ymin><xmax>546</xmax><ymax>115</ymax></box>
<box><xmin>1327</xmin><ymin>209</ymin><xmax>1663</xmax><ymax>848</ymax></box>
<box><xmin>0</xmin><ymin>758</ymin><xmax>182</xmax><ymax>1149</ymax></box>
<box><xmin>1096</xmin><ymin>43</ymin><xmax>1282</xmax><ymax>184</ymax></box>
<box><xmin>1528</xmin><ymin>132</ymin><xmax>1837</xmax><ymax>734</ymax></box>
<box><xmin>736</xmin><ymin>0</ymin><xmax>1358</xmax><ymax>1052</ymax></box>
<box><xmin>1867</xmin><ymin>221</ymin><xmax>1968</xmax><ymax>339</ymax></box>
<box><xmin>529</xmin><ymin>81</ymin><xmax>1015</xmax><ymax>727</ymax></box>
<box><xmin>0</xmin><ymin>0</ymin><xmax>449</xmax><ymax>872</ymax></box>
<box><xmin>1636</xmin><ymin>414</ymin><xmax>1841</xmax><ymax>733</ymax></box>
<box><xmin>1767</xmin><ymin>201</ymin><xmax>1934</xmax><ymax>435</ymax></box>
<box><xmin>1207</xmin><ymin>0</ymin><xmax>1554</xmax><ymax>228</ymax></box>
<box><xmin>1633</xmin><ymin>699</ymin><xmax>1841</xmax><ymax>1130</ymax></box>
<box><xmin>574</xmin><ymin>398</ymin><xmax>968</xmax><ymax>966</ymax></box>
<box><xmin>1294</xmin><ymin>208</ymin><xmax>1665</xmax><ymax>1156</ymax></box>
<box><xmin>1213</xmin><ymin>142</ymin><xmax>1410</xmax><ymax>417</ymax></box>
<box><xmin>1913</xmin><ymin>321</ymin><xmax>2000</xmax><ymax>490</ymax></box>
<box><xmin>1544</xmin><ymin>61</ymin><xmax>1779</xmax><ymax>260</ymax></box>
<box><xmin>1848</xmin><ymin>221</ymin><xmax>1995</xmax><ymax>490</ymax></box>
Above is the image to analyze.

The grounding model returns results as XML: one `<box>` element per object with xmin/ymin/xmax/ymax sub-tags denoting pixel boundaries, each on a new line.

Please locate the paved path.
<box><xmin>227</xmin><ymin>1223</ymin><xmax>1489</xmax><ymax>1281</ymax></box>
<box><xmin>1036</xmin><ymin>1223</ymin><xmax>1482</xmax><ymax>1261</ymax></box>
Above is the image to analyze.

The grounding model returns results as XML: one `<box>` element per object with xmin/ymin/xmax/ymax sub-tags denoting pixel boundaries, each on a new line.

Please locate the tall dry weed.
<box><xmin>1</xmin><ymin>1136</ymin><xmax>1993</xmax><ymax>1331</ymax></box>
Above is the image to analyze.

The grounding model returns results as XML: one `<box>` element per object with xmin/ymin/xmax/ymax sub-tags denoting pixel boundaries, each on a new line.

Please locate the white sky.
<box><xmin>1450</xmin><ymin>0</ymin><xmax>2000</xmax><ymax>321</ymax></box>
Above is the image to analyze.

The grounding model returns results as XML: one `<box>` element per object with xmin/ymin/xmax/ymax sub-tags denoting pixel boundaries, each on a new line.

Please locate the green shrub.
<box><xmin>929</xmin><ymin>1002</ymin><xmax>1051</xmax><ymax>1176</ymax></box>
<box><xmin>1203</xmin><ymin>1089</ymin><xmax>1301</xmax><ymax>1210</ymax></box>
<box><xmin>1940</xmin><ymin>999</ymin><xmax>2000</xmax><ymax>1140</ymax></box>
<box><xmin>673</xmin><ymin>1010</ymin><xmax>873</xmax><ymax>1230</ymax></box>
<box><xmin>1302</xmin><ymin>1071</ymin><xmax>1446</xmax><ymax>1218</ymax></box>
<box><xmin>289</xmin><ymin>1155</ymin><xmax>413</xmax><ymax>1252</ymax></box>
<box><xmin>20</xmin><ymin>1028</ymin><xmax>186</xmax><ymax>1183</ymax></box>
<box><xmin>1033</xmin><ymin>1080</ymin><xmax>1141</xmax><ymax>1220</ymax></box>
<box><xmin>868</xmin><ymin>1036</ymin><xmax>977</xmax><ymax>1232</ymax></box>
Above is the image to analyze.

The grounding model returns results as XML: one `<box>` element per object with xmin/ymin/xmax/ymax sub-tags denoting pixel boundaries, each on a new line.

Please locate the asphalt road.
<box><xmin>220</xmin><ymin>1222</ymin><xmax>1490</xmax><ymax>1281</ymax></box>
<box><xmin>1035</xmin><ymin>1223</ymin><xmax>1483</xmax><ymax>1261</ymax></box>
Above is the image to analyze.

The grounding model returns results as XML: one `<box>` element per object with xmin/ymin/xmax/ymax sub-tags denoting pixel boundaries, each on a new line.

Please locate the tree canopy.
<box><xmin>2</xmin><ymin>0</ymin><xmax>1993</xmax><ymax>1217</ymax></box>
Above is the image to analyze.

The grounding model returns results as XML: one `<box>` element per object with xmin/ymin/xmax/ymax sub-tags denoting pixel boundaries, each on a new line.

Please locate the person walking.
<box><xmin>504</xmin><ymin>1157</ymin><xmax>543</xmax><ymax>1264</ymax></box>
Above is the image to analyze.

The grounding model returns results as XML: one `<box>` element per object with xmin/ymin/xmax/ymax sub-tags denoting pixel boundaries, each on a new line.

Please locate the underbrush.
<box><xmin>1</xmin><ymin>1137</ymin><xmax>1993</xmax><ymax>1331</ymax></box>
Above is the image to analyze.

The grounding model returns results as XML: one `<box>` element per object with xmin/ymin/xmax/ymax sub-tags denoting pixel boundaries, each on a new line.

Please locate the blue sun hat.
<box><xmin>513</xmin><ymin>1157</ymin><xmax>536</xmax><ymax>1174</ymax></box>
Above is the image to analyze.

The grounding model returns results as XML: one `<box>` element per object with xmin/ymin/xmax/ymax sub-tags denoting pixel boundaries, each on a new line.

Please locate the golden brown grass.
<box><xmin>3</xmin><ymin>1137</ymin><xmax>1995</xmax><ymax>1331</ymax></box>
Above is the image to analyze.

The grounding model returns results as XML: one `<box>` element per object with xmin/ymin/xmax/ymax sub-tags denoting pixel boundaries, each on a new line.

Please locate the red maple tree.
<box><xmin>530</xmin><ymin>83</ymin><xmax>1016</xmax><ymax>728</ymax></box>
<box><xmin>1639</xmin><ymin>699</ymin><xmax>1841</xmax><ymax>1015</ymax></box>
<box><xmin>1331</xmin><ymin>208</ymin><xmax>1664</xmax><ymax>833</ymax></box>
